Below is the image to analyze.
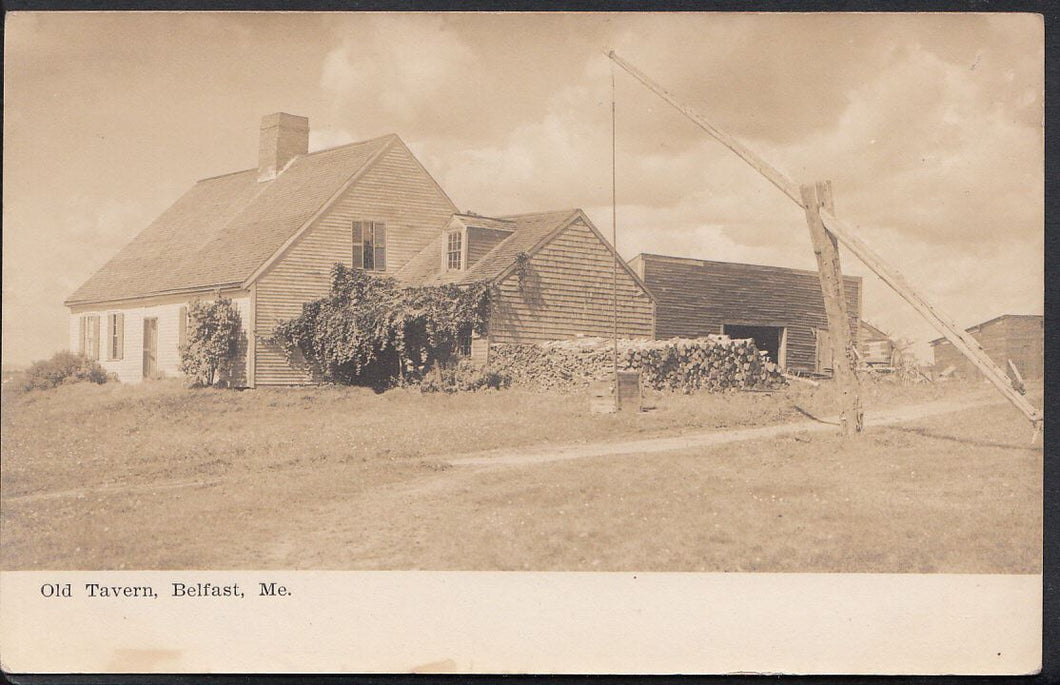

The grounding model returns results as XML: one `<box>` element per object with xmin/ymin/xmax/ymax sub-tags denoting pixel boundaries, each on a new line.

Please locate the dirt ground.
<box><xmin>0</xmin><ymin>377</ymin><xmax>1043</xmax><ymax>572</ymax></box>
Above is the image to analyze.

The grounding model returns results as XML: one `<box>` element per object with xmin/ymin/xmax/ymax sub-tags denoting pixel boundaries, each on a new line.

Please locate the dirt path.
<box><xmin>262</xmin><ymin>393</ymin><xmax>1039</xmax><ymax>571</ymax></box>
<box><xmin>2</xmin><ymin>476</ymin><xmax>218</xmax><ymax>505</ymax></box>
<box><xmin>2</xmin><ymin>395</ymin><xmax>1008</xmax><ymax>507</ymax></box>
<box><xmin>446</xmin><ymin>395</ymin><xmax>1010</xmax><ymax>467</ymax></box>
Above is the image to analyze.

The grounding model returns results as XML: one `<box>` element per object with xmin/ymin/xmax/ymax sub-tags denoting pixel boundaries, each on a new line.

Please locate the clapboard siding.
<box><xmin>489</xmin><ymin>219</ymin><xmax>654</xmax><ymax>343</ymax></box>
<box><xmin>69</xmin><ymin>292</ymin><xmax>250</xmax><ymax>385</ymax></box>
<box><xmin>633</xmin><ymin>253</ymin><xmax>860</xmax><ymax>373</ymax></box>
<box><xmin>932</xmin><ymin>314</ymin><xmax>1042</xmax><ymax>380</ymax></box>
<box><xmin>254</xmin><ymin>142</ymin><xmax>457</xmax><ymax>385</ymax></box>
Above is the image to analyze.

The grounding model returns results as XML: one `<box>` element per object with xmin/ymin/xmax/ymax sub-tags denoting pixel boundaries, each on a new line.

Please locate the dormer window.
<box><xmin>446</xmin><ymin>230</ymin><xmax>463</xmax><ymax>270</ymax></box>
<box><xmin>440</xmin><ymin>213</ymin><xmax>514</xmax><ymax>274</ymax></box>
<box><xmin>353</xmin><ymin>220</ymin><xmax>386</xmax><ymax>271</ymax></box>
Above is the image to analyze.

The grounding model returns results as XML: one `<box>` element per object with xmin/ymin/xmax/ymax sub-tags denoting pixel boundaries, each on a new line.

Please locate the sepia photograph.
<box><xmin>0</xmin><ymin>10</ymin><xmax>1045</xmax><ymax>674</ymax></box>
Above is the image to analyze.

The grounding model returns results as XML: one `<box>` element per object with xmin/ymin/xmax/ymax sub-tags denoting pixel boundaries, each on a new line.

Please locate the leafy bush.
<box><xmin>179</xmin><ymin>298</ymin><xmax>244</xmax><ymax>387</ymax></box>
<box><xmin>20</xmin><ymin>351</ymin><xmax>110</xmax><ymax>391</ymax></box>
<box><xmin>420</xmin><ymin>359</ymin><xmax>511</xmax><ymax>394</ymax></box>
<box><xmin>271</xmin><ymin>264</ymin><xmax>491</xmax><ymax>388</ymax></box>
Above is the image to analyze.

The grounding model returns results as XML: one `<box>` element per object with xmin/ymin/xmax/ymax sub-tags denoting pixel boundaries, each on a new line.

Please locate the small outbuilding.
<box><xmin>858</xmin><ymin>320</ymin><xmax>898</xmax><ymax>367</ymax></box>
<box><xmin>930</xmin><ymin>314</ymin><xmax>1043</xmax><ymax>380</ymax></box>
<box><xmin>628</xmin><ymin>253</ymin><xmax>862</xmax><ymax>374</ymax></box>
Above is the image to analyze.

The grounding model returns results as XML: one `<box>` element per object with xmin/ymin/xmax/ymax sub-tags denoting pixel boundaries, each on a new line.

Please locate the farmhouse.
<box><xmin>66</xmin><ymin>113</ymin><xmax>654</xmax><ymax>386</ymax></box>
<box><xmin>931</xmin><ymin>314</ymin><xmax>1043</xmax><ymax>380</ymax></box>
<box><xmin>628</xmin><ymin>253</ymin><xmax>862</xmax><ymax>374</ymax></box>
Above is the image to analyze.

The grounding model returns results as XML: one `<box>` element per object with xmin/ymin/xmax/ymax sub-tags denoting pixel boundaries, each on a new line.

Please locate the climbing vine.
<box><xmin>179</xmin><ymin>297</ymin><xmax>244</xmax><ymax>387</ymax></box>
<box><xmin>270</xmin><ymin>264</ymin><xmax>491</xmax><ymax>387</ymax></box>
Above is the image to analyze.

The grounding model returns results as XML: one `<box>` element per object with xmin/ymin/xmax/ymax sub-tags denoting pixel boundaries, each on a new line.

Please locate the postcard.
<box><xmin>1</xmin><ymin>11</ymin><xmax>1043</xmax><ymax>675</ymax></box>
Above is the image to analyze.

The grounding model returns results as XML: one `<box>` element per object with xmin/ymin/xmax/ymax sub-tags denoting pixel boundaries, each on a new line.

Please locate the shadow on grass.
<box><xmin>793</xmin><ymin>406</ymin><xmax>839</xmax><ymax>426</ymax></box>
<box><xmin>889</xmin><ymin>425</ymin><xmax>1040</xmax><ymax>453</ymax></box>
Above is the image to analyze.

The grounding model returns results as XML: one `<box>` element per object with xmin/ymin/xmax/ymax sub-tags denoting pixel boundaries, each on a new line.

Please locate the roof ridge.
<box><xmin>638</xmin><ymin>252</ymin><xmax>861</xmax><ymax>280</ymax></box>
<box><xmin>498</xmin><ymin>208</ymin><xmax>579</xmax><ymax>219</ymax></box>
<box><xmin>193</xmin><ymin>133</ymin><xmax>398</xmax><ymax>184</ymax></box>
<box><xmin>196</xmin><ymin>167</ymin><xmax>258</xmax><ymax>183</ymax></box>
<box><xmin>298</xmin><ymin>132</ymin><xmax>398</xmax><ymax>160</ymax></box>
<box><xmin>454</xmin><ymin>212</ymin><xmax>516</xmax><ymax>223</ymax></box>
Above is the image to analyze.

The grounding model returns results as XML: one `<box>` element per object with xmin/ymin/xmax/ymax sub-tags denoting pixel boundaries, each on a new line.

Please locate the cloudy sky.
<box><xmin>3</xmin><ymin>12</ymin><xmax>1043</xmax><ymax>367</ymax></box>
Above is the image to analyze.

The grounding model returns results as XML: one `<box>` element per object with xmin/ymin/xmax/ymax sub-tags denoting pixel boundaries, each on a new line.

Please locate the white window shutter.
<box><xmin>90</xmin><ymin>316</ymin><xmax>100</xmax><ymax>360</ymax></box>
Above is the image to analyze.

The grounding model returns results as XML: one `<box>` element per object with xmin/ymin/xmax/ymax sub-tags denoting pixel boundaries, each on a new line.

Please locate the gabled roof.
<box><xmin>396</xmin><ymin>209</ymin><xmax>654</xmax><ymax>306</ymax></box>
<box><xmin>859</xmin><ymin>319</ymin><xmax>891</xmax><ymax>341</ymax></box>
<box><xmin>396</xmin><ymin>209</ymin><xmax>578</xmax><ymax>287</ymax></box>
<box><xmin>66</xmin><ymin>134</ymin><xmax>401</xmax><ymax>305</ymax></box>
<box><xmin>929</xmin><ymin>313</ymin><xmax>1043</xmax><ymax>346</ymax></box>
<box><xmin>633</xmin><ymin>252</ymin><xmax>863</xmax><ymax>285</ymax></box>
<box><xmin>451</xmin><ymin>213</ymin><xmax>516</xmax><ymax>232</ymax></box>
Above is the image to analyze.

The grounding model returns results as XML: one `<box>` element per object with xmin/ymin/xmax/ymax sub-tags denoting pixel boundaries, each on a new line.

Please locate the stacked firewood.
<box><xmin>488</xmin><ymin>336</ymin><xmax>786</xmax><ymax>392</ymax></box>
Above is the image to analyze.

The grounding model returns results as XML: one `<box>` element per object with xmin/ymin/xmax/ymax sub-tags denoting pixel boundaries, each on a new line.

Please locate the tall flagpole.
<box><xmin>611</xmin><ymin>56</ymin><xmax>619</xmax><ymax>382</ymax></box>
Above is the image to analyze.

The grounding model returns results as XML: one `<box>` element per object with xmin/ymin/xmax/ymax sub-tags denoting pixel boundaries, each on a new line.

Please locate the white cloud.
<box><xmin>3</xmin><ymin>13</ymin><xmax>1041</xmax><ymax>365</ymax></box>
<box><xmin>414</xmin><ymin>27</ymin><xmax>1041</xmax><ymax>352</ymax></box>
<box><xmin>309</xmin><ymin>128</ymin><xmax>356</xmax><ymax>152</ymax></box>
<box><xmin>320</xmin><ymin>15</ymin><xmax>474</xmax><ymax>125</ymax></box>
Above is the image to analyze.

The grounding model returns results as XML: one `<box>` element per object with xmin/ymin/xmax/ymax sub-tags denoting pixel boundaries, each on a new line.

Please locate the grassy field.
<box><xmin>0</xmin><ymin>377</ymin><xmax>1042</xmax><ymax>572</ymax></box>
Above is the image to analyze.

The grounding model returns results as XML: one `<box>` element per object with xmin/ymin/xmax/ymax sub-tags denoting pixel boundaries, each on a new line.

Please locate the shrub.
<box><xmin>271</xmin><ymin>264</ymin><xmax>491</xmax><ymax>388</ymax></box>
<box><xmin>179</xmin><ymin>298</ymin><xmax>244</xmax><ymax>387</ymax></box>
<box><xmin>20</xmin><ymin>351</ymin><xmax>109</xmax><ymax>391</ymax></box>
<box><xmin>420</xmin><ymin>359</ymin><xmax>511</xmax><ymax>394</ymax></box>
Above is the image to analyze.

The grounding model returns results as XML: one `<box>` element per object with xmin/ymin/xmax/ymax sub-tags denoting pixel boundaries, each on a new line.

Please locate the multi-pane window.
<box><xmin>79</xmin><ymin>315</ymin><xmax>100</xmax><ymax>360</ymax></box>
<box><xmin>446</xmin><ymin>230</ymin><xmax>463</xmax><ymax>271</ymax></box>
<box><xmin>107</xmin><ymin>313</ymin><xmax>124</xmax><ymax>361</ymax></box>
<box><xmin>353</xmin><ymin>221</ymin><xmax>387</xmax><ymax>272</ymax></box>
<box><xmin>457</xmin><ymin>327</ymin><xmax>473</xmax><ymax>356</ymax></box>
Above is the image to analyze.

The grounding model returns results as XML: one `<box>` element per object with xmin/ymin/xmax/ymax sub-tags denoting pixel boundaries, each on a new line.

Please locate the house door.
<box><xmin>142</xmin><ymin>317</ymin><xmax>158</xmax><ymax>378</ymax></box>
<box><xmin>816</xmin><ymin>328</ymin><xmax>833</xmax><ymax>374</ymax></box>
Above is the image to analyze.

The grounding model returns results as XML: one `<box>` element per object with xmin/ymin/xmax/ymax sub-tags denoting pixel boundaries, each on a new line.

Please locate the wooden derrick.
<box><xmin>607</xmin><ymin>50</ymin><xmax>1043</xmax><ymax>429</ymax></box>
<box><xmin>801</xmin><ymin>181</ymin><xmax>863</xmax><ymax>435</ymax></box>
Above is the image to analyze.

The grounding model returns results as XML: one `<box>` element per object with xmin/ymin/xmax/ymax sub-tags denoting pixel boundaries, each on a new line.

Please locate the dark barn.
<box><xmin>629</xmin><ymin>253</ymin><xmax>862</xmax><ymax>375</ymax></box>
<box><xmin>931</xmin><ymin>314</ymin><xmax>1043</xmax><ymax>380</ymax></box>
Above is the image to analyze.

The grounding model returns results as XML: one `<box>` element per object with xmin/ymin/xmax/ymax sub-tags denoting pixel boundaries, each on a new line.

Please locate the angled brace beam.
<box><xmin>607</xmin><ymin>49</ymin><xmax>1042</xmax><ymax>426</ymax></box>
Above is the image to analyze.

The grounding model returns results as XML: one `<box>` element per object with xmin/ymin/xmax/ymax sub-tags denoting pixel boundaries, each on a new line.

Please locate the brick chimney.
<box><xmin>258</xmin><ymin>112</ymin><xmax>309</xmax><ymax>182</ymax></box>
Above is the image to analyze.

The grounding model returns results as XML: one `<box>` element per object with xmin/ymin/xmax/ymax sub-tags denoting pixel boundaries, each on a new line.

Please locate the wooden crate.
<box><xmin>616</xmin><ymin>370</ymin><xmax>641</xmax><ymax>412</ymax></box>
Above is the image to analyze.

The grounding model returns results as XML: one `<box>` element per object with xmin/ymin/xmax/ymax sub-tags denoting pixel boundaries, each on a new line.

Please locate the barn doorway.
<box><xmin>722</xmin><ymin>324</ymin><xmax>786</xmax><ymax>367</ymax></box>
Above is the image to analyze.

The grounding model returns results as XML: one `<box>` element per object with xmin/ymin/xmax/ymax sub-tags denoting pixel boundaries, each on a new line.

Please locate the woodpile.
<box><xmin>489</xmin><ymin>336</ymin><xmax>786</xmax><ymax>392</ymax></box>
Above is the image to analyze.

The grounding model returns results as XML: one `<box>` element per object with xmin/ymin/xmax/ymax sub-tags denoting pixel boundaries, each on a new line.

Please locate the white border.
<box><xmin>0</xmin><ymin>571</ymin><xmax>1042</xmax><ymax>674</ymax></box>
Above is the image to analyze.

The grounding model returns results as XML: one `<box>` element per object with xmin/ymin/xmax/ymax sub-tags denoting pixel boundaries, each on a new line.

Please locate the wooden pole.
<box><xmin>802</xmin><ymin>181</ymin><xmax>863</xmax><ymax>435</ymax></box>
<box><xmin>606</xmin><ymin>50</ymin><xmax>1042</xmax><ymax>427</ymax></box>
<box><xmin>611</xmin><ymin>57</ymin><xmax>620</xmax><ymax>394</ymax></box>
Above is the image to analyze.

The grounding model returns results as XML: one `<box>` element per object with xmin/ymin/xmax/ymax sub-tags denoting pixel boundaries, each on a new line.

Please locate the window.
<box><xmin>457</xmin><ymin>327</ymin><xmax>472</xmax><ymax>356</ymax></box>
<box><xmin>79</xmin><ymin>314</ymin><xmax>100</xmax><ymax>360</ymax></box>
<box><xmin>353</xmin><ymin>221</ymin><xmax>387</xmax><ymax>271</ymax></box>
<box><xmin>107</xmin><ymin>313</ymin><xmax>124</xmax><ymax>361</ymax></box>
<box><xmin>446</xmin><ymin>230</ymin><xmax>463</xmax><ymax>271</ymax></box>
